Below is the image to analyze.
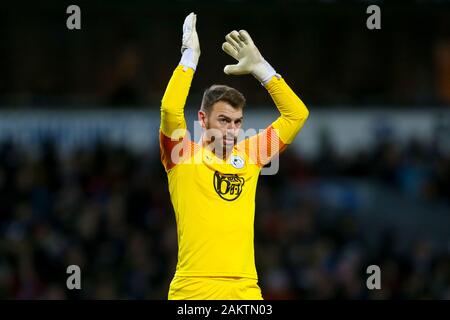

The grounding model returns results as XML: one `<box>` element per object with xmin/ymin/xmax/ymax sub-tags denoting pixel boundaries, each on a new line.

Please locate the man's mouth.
<box><xmin>223</xmin><ymin>137</ymin><xmax>236</xmax><ymax>145</ymax></box>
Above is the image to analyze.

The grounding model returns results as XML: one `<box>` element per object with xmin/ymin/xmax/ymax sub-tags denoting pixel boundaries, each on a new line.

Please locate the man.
<box><xmin>160</xmin><ymin>12</ymin><xmax>309</xmax><ymax>300</ymax></box>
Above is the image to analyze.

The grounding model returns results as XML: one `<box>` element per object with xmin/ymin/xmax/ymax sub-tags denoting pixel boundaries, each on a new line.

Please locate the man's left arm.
<box><xmin>222</xmin><ymin>30</ymin><xmax>309</xmax><ymax>166</ymax></box>
<box><xmin>265</xmin><ymin>76</ymin><xmax>309</xmax><ymax>147</ymax></box>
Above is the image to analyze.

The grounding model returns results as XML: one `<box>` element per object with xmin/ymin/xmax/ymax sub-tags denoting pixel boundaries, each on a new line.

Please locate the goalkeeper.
<box><xmin>160</xmin><ymin>12</ymin><xmax>309</xmax><ymax>300</ymax></box>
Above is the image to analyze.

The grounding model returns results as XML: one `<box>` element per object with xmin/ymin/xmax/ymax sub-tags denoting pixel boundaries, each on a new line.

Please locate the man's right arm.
<box><xmin>160</xmin><ymin>12</ymin><xmax>200</xmax><ymax>171</ymax></box>
<box><xmin>160</xmin><ymin>65</ymin><xmax>194</xmax><ymax>140</ymax></box>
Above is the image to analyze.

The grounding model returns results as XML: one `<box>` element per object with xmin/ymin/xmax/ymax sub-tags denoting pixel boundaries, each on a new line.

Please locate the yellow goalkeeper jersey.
<box><xmin>160</xmin><ymin>65</ymin><xmax>309</xmax><ymax>279</ymax></box>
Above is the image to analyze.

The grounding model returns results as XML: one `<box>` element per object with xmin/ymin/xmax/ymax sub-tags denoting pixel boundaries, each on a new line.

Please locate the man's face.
<box><xmin>199</xmin><ymin>101</ymin><xmax>243</xmax><ymax>151</ymax></box>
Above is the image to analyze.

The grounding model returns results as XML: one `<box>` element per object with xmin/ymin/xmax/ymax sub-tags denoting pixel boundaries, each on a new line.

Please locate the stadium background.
<box><xmin>0</xmin><ymin>1</ymin><xmax>449</xmax><ymax>299</ymax></box>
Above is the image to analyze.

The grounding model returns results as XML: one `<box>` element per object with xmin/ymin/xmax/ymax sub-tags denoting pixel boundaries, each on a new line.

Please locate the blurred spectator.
<box><xmin>0</xmin><ymin>3</ymin><xmax>449</xmax><ymax>107</ymax></box>
<box><xmin>0</xmin><ymin>135</ymin><xmax>448</xmax><ymax>299</ymax></box>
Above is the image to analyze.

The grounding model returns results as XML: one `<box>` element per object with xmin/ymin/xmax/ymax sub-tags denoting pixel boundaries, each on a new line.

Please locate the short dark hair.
<box><xmin>200</xmin><ymin>84</ymin><xmax>246</xmax><ymax>114</ymax></box>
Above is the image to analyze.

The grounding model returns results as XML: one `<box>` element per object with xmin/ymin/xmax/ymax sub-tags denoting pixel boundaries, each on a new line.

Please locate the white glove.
<box><xmin>179</xmin><ymin>12</ymin><xmax>200</xmax><ymax>71</ymax></box>
<box><xmin>222</xmin><ymin>30</ymin><xmax>278</xmax><ymax>84</ymax></box>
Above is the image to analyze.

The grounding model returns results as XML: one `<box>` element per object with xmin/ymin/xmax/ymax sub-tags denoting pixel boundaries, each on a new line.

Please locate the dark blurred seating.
<box><xmin>0</xmin><ymin>136</ymin><xmax>448</xmax><ymax>299</ymax></box>
<box><xmin>0</xmin><ymin>2</ymin><xmax>450</xmax><ymax>108</ymax></box>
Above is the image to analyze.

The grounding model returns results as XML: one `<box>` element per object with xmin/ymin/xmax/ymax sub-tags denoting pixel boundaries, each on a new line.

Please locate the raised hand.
<box><xmin>222</xmin><ymin>30</ymin><xmax>276</xmax><ymax>84</ymax></box>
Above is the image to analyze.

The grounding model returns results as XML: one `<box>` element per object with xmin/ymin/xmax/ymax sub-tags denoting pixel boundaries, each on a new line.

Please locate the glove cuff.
<box><xmin>252</xmin><ymin>59</ymin><xmax>278</xmax><ymax>85</ymax></box>
<box><xmin>180</xmin><ymin>48</ymin><xmax>199</xmax><ymax>71</ymax></box>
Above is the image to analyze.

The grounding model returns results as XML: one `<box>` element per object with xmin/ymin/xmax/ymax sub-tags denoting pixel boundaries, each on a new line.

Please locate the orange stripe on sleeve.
<box><xmin>240</xmin><ymin>125</ymin><xmax>286</xmax><ymax>168</ymax></box>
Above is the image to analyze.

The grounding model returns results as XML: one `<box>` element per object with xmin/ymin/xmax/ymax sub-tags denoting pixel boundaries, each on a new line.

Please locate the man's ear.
<box><xmin>198</xmin><ymin>110</ymin><xmax>207</xmax><ymax>129</ymax></box>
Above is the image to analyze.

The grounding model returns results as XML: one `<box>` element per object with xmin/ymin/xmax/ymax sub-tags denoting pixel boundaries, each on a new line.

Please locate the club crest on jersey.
<box><xmin>230</xmin><ymin>155</ymin><xmax>245</xmax><ymax>169</ymax></box>
<box><xmin>213</xmin><ymin>171</ymin><xmax>244</xmax><ymax>201</ymax></box>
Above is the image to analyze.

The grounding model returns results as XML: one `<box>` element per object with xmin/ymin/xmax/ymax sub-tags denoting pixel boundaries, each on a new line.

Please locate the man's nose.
<box><xmin>226</xmin><ymin>127</ymin><xmax>238</xmax><ymax>137</ymax></box>
<box><xmin>227</xmin><ymin>122</ymin><xmax>238</xmax><ymax>131</ymax></box>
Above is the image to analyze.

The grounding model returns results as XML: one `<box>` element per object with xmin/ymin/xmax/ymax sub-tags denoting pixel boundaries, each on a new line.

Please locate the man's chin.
<box><xmin>206</xmin><ymin>138</ymin><xmax>236</xmax><ymax>153</ymax></box>
<box><xmin>223</xmin><ymin>139</ymin><xmax>236</xmax><ymax>148</ymax></box>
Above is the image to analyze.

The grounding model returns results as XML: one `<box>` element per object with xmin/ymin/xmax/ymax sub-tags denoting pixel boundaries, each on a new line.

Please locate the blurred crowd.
<box><xmin>1</xmin><ymin>3</ymin><xmax>450</xmax><ymax>107</ymax></box>
<box><xmin>1</xmin><ymin>0</ymin><xmax>449</xmax><ymax>301</ymax></box>
<box><xmin>0</xmin><ymin>133</ymin><xmax>448</xmax><ymax>299</ymax></box>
